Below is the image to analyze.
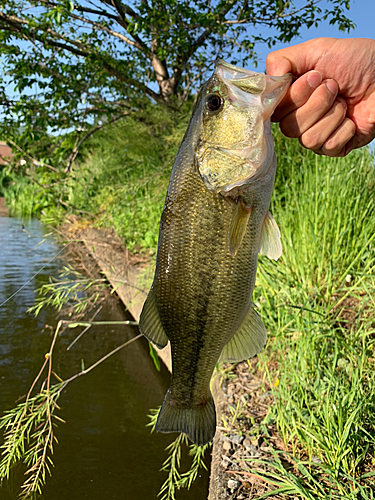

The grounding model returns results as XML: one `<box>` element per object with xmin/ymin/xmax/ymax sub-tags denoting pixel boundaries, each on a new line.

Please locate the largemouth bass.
<box><xmin>140</xmin><ymin>61</ymin><xmax>291</xmax><ymax>446</ymax></box>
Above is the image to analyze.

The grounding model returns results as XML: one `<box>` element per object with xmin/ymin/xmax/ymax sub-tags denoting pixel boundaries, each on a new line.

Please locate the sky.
<box><xmin>3</xmin><ymin>0</ymin><xmax>373</xmax><ymax>115</ymax></box>
<box><xmin>251</xmin><ymin>0</ymin><xmax>375</xmax><ymax>73</ymax></box>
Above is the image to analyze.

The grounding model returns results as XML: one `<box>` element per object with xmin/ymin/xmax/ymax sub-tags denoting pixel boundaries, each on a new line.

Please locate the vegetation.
<box><xmin>248</xmin><ymin>139</ymin><xmax>375</xmax><ymax>498</ymax></box>
<box><xmin>0</xmin><ymin>319</ymin><xmax>140</xmax><ymax>499</ymax></box>
<box><xmin>1</xmin><ymin>2</ymin><xmax>371</xmax><ymax>498</ymax></box>
<box><xmin>2</xmin><ymin>110</ymin><xmax>375</xmax><ymax>498</ymax></box>
<box><xmin>148</xmin><ymin>410</ymin><xmax>211</xmax><ymax>500</ymax></box>
<box><xmin>0</xmin><ymin>0</ymin><xmax>354</xmax><ymax>177</ymax></box>
<box><xmin>2</xmin><ymin>105</ymin><xmax>189</xmax><ymax>251</ymax></box>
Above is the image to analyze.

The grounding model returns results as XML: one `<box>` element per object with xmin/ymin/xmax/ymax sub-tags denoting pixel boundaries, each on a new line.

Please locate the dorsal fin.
<box><xmin>220</xmin><ymin>303</ymin><xmax>267</xmax><ymax>362</ymax></box>
<box><xmin>259</xmin><ymin>211</ymin><xmax>282</xmax><ymax>260</ymax></box>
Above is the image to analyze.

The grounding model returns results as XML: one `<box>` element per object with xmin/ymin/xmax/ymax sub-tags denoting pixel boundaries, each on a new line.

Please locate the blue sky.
<box><xmin>252</xmin><ymin>0</ymin><xmax>374</xmax><ymax>73</ymax></box>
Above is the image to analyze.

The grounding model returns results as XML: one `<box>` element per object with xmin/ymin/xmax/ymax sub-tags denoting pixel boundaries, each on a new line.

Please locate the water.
<box><xmin>0</xmin><ymin>217</ymin><xmax>209</xmax><ymax>499</ymax></box>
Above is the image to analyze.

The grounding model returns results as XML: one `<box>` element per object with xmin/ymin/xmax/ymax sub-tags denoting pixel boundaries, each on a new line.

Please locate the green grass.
<box><xmin>2</xmin><ymin>105</ymin><xmax>189</xmax><ymax>249</ymax></box>
<box><xmin>251</xmin><ymin>135</ymin><xmax>375</xmax><ymax>498</ymax></box>
<box><xmin>135</xmin><ymin>130</ymin><xmax>375</xmax><ymax>498</ymax></box>
<box><xmin>0</xmin><ymin>169</ymin><xmax>45</xmax><ymax>216</ymax></box>
<box><xmin>3</xmin><ymin>110</ymin><xmax>375</xmax><ymax>497</ymax></box>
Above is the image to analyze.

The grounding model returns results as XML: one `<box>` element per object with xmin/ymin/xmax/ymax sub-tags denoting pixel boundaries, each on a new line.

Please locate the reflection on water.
<box><xmin>0</xmin><ymin>217</ymin><xmax>209</xmax><ymax>499</ymax></box>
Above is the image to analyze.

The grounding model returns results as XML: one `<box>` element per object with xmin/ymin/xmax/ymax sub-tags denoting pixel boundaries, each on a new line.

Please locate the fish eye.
<box><xmin>205</xmin><ymin>94</ymin><xmax>223</xmax><ymax>112</ymax></box>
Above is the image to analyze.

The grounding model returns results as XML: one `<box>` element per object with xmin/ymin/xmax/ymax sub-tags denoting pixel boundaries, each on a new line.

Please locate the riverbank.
<box><xmin>61</xmin><ymin>216</ymin><xmax>236</xmax><ymax>497</ymax></box>
<box><xmin>61</xmin><ymin>140</ymin><xmax>375</xmax><ymax>498</ymax></box>
<box><xmin>63</xmin><ymin>207</ymin><xmax>375</xmax><ymax>500</ymax></box>
<box><xmin>0</xmin><ymin>197</ymin><xmax>9</xmax><ymax>216</ymax></box>
<box><xmin>66</xmin><ymin>221</ymin><xmax>171</xmax><ymax>370</ymax></box>
<box><xmin>4</xmin><ymin>121</ymin><xmax>375</xmax><ymax>498</ymax></box>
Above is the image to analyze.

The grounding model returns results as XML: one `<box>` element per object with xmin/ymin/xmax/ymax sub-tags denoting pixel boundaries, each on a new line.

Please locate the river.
<box><xmin>0</xmin><ymin>216</ymin><xmax>209</xmax><ymax>499</ymax></box>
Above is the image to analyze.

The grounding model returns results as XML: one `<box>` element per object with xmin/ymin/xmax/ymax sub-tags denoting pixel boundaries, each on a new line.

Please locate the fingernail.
<box><xmin>307</xmin><ymin>71</ymin><xmax>322</xmax><ymax>88</ymax></box>
<box><xmin>325</xmin><ymin>79</ymin><xmax>338</xmax><ymax>95</ymax></box>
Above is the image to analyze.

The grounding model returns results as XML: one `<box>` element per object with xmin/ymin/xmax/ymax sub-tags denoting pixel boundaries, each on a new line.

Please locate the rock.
<box><xmin>227</xmin><ymin>479</ymin><xmax>241</xmax><ymax>490</ymax></box>
<box><xmin>228</xmin><ymin>434</ymin><xmax>244</xmax><ymax>445</ymax></box>
<box><xmin>244</xmin><ymin>443</ymin><xmax>257</xmax><ymax>452</ymax></box>
<box><xmin>223</xmin><ymin>441</ymin><xmax>232</xmax><ymax>451</ymax></box>
<box><xmin>227</xmin><ymin>383</ymin><xmax>235</xmax><ymax>394</ymax></box>
<box><xmin>260</xmin><ymin>445</ymin><xmax>272</xmax><ymax>452</ymax></box>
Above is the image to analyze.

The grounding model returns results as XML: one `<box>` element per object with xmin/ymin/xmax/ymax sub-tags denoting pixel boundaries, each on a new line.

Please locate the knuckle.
<box><xmin>325</xmin><ymin>118</ymin><xmax>356</xmax><ymax>152</ymax></box>
<box><xmin>300</xmin><ymin>129</ymin><xmax>323</xmax><ymax>151</ymax></box>
<box><xmin>316</xmin><ymin>90</ymin><xmax>335</xmax><ymax>110</ymax></box>
<box><xmin>332</xmin><ymin>99</ymin><xmax>347</xmax><ymax>123</ymax></box>
<box><xmin>265</xmin><ymin>53</ymin><xmax>275</xmax><ymax>65</ymax></box>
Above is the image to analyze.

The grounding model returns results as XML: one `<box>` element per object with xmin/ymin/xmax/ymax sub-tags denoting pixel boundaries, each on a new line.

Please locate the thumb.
<box><xmin>266</xmin><ymin>40</ymin><xmax>318</xmax><ymax>77</ymax></box>
<box><xmin>266</xmin><ymin>38</ymin><xmax>338</xmax><ymax>78</ymax></box>
<box><xmin>266</xmin><ymin>53</ymin><xmax>294</xmax><ymax>77</ymax></box>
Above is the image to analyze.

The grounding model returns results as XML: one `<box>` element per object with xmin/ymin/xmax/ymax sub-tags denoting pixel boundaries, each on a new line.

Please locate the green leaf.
<box><xmin>149</xmin><ymin>342</ymin><xmax>161</xmax><ymax>372</ymax></box>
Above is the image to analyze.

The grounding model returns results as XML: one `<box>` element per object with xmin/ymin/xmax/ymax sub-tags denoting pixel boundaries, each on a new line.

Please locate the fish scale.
<box><xmin>140</xmin><ymin>61</ymin><xmax>292</xmax><ymax>445</ymax></box>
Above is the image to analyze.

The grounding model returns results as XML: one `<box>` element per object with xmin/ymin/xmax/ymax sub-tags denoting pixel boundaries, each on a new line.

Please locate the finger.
<box><xmin>279</xmin><ymin>79</ymin><xmax>338</xmax><ymax>138</ymax></box>
<box><xmin>317</xmin><ymin>118</ymin><xmax>356</xmax><ymax>157</ymax></box>
<box><xmin>266</xmin><ymin>38</ymin><xmax>338</xmax><ymax>76</ymax></box>
<box><xmin>271</xmin><ymin>71</ymin><xmax>322</xmax><ymax>122</ymax></box>
<box><xmin>266</xmin><ymin>51</ymin><xmax>294</xmax><ymax>76</ymax></box>
<box><xmin>344</xmin><ymin>127</ymin><xmax>375</xmax><ymax>153</ymax></box>
<box><xmin>299</xmin><ymin>97</ymin><xmax>347</xmax><ymax>151</ymax></box>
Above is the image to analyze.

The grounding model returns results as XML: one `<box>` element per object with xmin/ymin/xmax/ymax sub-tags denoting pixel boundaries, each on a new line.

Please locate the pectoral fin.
<box><xmin>228</xmin><ymin>201</ymin><xmax>252</xmax><ymax>257</ymax></box>
<box><xmin>139</xmin><ymin>287</ymin><xmax>169</xmax><ymax>349</ymax></box>
<box><xmin>220</xmin><ymin>303</ymin><xmax>267</xmax><ymax>363</ymax></box>
<box><xmin>260</xmin><ymin>211</ymin><xmax>282</xmax><ymax>261</ymax></box>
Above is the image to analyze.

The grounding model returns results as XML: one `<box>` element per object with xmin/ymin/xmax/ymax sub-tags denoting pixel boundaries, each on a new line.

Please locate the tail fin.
<box><xmin>156</xmin><ymin>389</ymin><xmax>216</xmax><ymax>446</ymax></box>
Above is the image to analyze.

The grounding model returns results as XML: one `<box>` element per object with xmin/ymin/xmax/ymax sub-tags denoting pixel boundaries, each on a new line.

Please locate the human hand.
<box><xmin>266</xmin><ymin>38</ymin><xmax>375</xmax><ymax>156</ymax></box>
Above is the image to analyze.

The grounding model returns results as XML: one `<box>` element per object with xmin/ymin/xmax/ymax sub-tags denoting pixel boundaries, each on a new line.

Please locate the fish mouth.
<box><xmin>215</xmin><ymin>59</ymin><xmax>265</xmax><ymax>82</ymax></box>
<box><xmin>196</xmin><ymin>60</ymin><xmax>292</xmax><ymax>195</ymax></box>
<box><xmin>215</xmin><ymin>59</ymin><xmax>292</xmax><ymax>118</ymax></box>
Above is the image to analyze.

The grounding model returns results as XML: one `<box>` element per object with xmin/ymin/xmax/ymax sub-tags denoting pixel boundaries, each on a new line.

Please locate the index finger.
<box><xmin>271</xmin><ymin>71</ymin><xmax>323</xmax><ymax>122</ymax></box>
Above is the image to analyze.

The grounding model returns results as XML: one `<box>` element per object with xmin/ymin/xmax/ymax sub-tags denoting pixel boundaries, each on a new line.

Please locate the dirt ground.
<box><xmin>209</xmin><ymin>358</ymin><xmax>289</xmax><ymax>500</ymax></box>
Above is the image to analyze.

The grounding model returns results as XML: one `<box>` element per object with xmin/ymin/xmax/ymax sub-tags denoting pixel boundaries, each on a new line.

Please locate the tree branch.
<box><xmin>0</xmin><ymin>7</ymin><xmax>160</xmax><ymax>102</ymax></box>
<box><xmin>67</xmin><ymin>10</ymin><xmax>147</xmax><ymax>52</ymax></box>
<box><xmin>65</xmin><ymin>111</ymin><xmax>132</xmax><ymax>174</ymax></box>
<box><xmin>6</xmin><ymin>139</ymin><xmax>60</xmax><ymax>173</ymax></box>
<box><xmin>108</xmin><ymin>0</ymin><xmax>141</xmax><ymax>20</ymax></box>
<box><xmin>170</xmin><ymin>0</ymin><xmax>240</xmax><ymax>90</ymax></box>
<box><xmin>97</xmin><ymin>0</ymin><xmax>148</xmax><ymax>50</ymax></box>
<box><xmin>222</xmin><ymin>0</ymin><xmax>319</xmax><ymax>25</ymax></box>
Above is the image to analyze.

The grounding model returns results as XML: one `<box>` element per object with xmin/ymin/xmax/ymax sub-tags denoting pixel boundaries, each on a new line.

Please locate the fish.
<box><xmin>139</xmin><ymin>61</ymin><xmax>292</xmax><ymax>446</ymax></box>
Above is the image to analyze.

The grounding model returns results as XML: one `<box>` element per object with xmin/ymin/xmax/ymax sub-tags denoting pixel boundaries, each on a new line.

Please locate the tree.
<box><xmin>0</xmin><ymin>0</ymin><xmax>354</xmax><ymax>173</ymax></box>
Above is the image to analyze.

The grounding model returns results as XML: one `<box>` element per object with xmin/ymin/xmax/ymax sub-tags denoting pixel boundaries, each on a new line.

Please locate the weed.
<box><xmin>250</xmin><ymin>135</ymin><xmax>375</xmax><ymax>498</ymax></box>
<box><xmin>0</xmin><ymin>320</ymin><xmax>141</xmax><ymax>498</ymax></box>
<box><xmin>147</xmin><ymin>410</ymin><xmax>210</xmax><ymax>500</ymax></box>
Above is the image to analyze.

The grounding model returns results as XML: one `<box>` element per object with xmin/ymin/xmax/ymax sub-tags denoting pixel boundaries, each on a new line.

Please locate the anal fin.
<box><xmin>139</xmin><ymin>287</ymin><xmax>169</xmax><ymax>349</ymax></box>
<box><xmin>260</xmin><ymin>211</ymin><xmax>282</xmax><ymax>260</ymax></box>
<box><xmin>228</xmin><ymin>201</ymin><xmax>252</xmax><ymax>257</ymax></box>
<box><xmin>220</xmin><ymin>303</ymin><xmax>267</xmax><ymax>363</ymax></box>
